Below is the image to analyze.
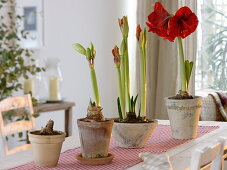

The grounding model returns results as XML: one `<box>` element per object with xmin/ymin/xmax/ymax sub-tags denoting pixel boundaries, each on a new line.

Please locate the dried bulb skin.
<box><xmin>40</xmin><ymin>120</ymin><xmax>54</xmax><ymax>135</ymax></box>
<box><xmin>87</xmin><ymin>106</ymin><xmax>105</xmax><ymax>121</ymax></box>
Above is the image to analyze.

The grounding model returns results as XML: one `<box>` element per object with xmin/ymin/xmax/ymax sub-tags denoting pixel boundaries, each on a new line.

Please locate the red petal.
<box><xmin>136</xmin><ymin>25</ymin><xmax>142</xmax><ymax>41</ymax></box>
<box><xmin>146</xmin><ymin>2</ymin><xmax>172</xmax><ymax>41</ymax></box>
<box><xmin>168</xmin><ymin>16</ymin><xmax>182</xmax><ymax>38</ymax></box>
<box><xmin>168</xmin><ymin>6</ymin><xmax>199</xmax><ymax>39</ymax></box>
<box><xmin>154</xmin><ymin>2</ymin><xmax>169</xmax><ymax>17</ymax></box>
<box><xmin>175</xmin><ymin>6</ymin><xmax>193</xmax><ymax>18</ymax></box>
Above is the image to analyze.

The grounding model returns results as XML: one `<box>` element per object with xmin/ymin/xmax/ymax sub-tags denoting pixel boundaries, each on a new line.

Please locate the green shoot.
<box><xmin>128</xmin><ymin>95</ymin><xmax>138</xmax><ymax>113</ymax></box>
<box><xmin>117</xmin><ymin>97</ymin><xmax>123</xmax><ymax>119</ymax></box>
<box><xmin>177</xmin><ymin>37</ymin><xmax>194</xmax><ymax>93</ymax></box>
<box><xmin>185</xmin><ymin>60</ymin><xmax>194</xmax><ymax>91</ymax></box>
<box><xmin>137</xmin><ymin>25</ymin><xmax>147</xmax><ymax>117</ymax></box>
<box><xmin>73</xmin><ymin>43</ymin><xmax>100</xmax><ymax>106</ymax></box>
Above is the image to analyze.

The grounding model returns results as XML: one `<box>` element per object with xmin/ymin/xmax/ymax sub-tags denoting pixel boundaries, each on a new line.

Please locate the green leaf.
<box><xmin>130</xmin><ymin>96</ymin><xmax>134</xmax><ymax>112</ymax></box>
<box><xmin>32</xmin><ymin>113</ymin><xmax>40</xmax><ymax>118</ymax></box>
<box><xmin>117</xmin><ymin>97</ymin><xmax>123</xmax><ymax>119</ymax></box>
<box><xmin>73</xmin><ymin>43</ymin><xmax>86</xmax><ymax>55</ymax></box>
<box><xmin>90</xmin><ymin>42</ymin><xmax>94</xmax><ymax>54</ymax></box>
<box><xmin>18</xmin><ymin>132</ymin><xmax>23</xmax><ymax>138</ymax></box>
<box><xmin>86</xmin><ymin>48</ymin><xmax>91</xmax><ymax>60</ymax></box>
<box><xmin>138</xmin><ymin>103</ymin><xmax>141</xmax><ymax>118</ymax></box>
<box><xmin>185</xmin><ymin>60</ymin><xmax>194</xmax><ymax>88</ymax></box>
<box><xmin>133</xmin><ymin>94</ymin><xmax>138</xmax><ymax>113</ymax></box>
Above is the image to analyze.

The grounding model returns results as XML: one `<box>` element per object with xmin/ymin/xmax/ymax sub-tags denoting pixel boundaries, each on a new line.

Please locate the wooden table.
<box><xmin>34</xmin><ymin>102</ymin><xmax>75</xmax><ymax>137</ymax></box>
<box><xmin>1</xmin><ymin>120</ymin><xmax>227</xmax><ymax>170</ymax></box>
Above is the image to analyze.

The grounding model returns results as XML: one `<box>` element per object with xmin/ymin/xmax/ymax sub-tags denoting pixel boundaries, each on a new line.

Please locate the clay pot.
<box><xmin>165</xmin><ymin>96</ymin><xmax>203</xmax><ymax>139</ymax></box>
<box><xmin>77</xmin><ymin>118</ymin><xmax>114</xmax><ymax>158</ymax></box>
<box><xmin>112</xmin><ymin>120</ymin><xmax>158</xmax><ymax>148</ymax></box>
<box><xmin>28</xmin><ymin>131</ymin><xmax>65</xmax><ymax>167</ymax></box>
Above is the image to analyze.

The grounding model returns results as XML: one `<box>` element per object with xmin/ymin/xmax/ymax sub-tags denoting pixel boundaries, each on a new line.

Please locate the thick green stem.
<box><xmin>124</xmin><ymin>37</ymin><xmax>130</xmax><ymax>112</ymax></box>
<box><xmin>117</xmin><ymin>67</ymin><xmax>126</xmax><ymax>119</ymax></box>
<box><xmin>140</xmin><ymin>47</ymin><xmax>146</xmax><ymax>117</ymax></box>
<box><xmin>90</xmin><ymin>67</ymin><xmax>100</xmax><ymax>106</ymax></box>
<box><xmin>120</xmin><ymin>50</ymin><xmax>126</xmax><ymax>116</ymax></box>
<box><xmin>177</xmin><ymin>37</ymin><xmax>187</xmax><ymax>92</ymax></box>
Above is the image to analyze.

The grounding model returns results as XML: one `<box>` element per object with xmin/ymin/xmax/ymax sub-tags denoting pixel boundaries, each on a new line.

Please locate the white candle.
<box><xmin>24</xmin><ymin>79</ymin><xmax>35</xmax><ymax>96</ymax></box>
<box><xmin>49</xmin><ymin>76</ymin><xmax>61</xmax><ymax>101</ymax></box>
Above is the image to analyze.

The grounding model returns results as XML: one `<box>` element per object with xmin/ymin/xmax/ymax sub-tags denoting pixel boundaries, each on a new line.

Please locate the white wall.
<box><xmin>34</xmin><ymin>0</ymin><xmax>130</xmax><ymax>135</ymax></box>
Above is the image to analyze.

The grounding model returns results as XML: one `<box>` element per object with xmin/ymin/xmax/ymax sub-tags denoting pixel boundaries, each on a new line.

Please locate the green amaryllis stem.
<box><xmin>117</xmin><ymin>67</ymin><xmax>126</xmax><ymax>119</ymax></box>
<box><xmin>177</xmin><ymin>37</ymin><xmax>187</xmax><ymax>92</ymax></box>
<box><xmin>90</xmin><ymin>67</ymin><xmax>100</xmax><ymax>106</ymax></box>
<box><xmin>140</xmin><ymin>46</ymin><xmax>146</xmax><ymax>117</ymax></box>
<box><xmin>124</xmin><ymin>37</ymin><xmax>130</xmax><ymax>111</ymax></box>
<box><xmin>120</xmin><ymin>45</ymin><xmax>126</xmax><ymax>116</ymax></box>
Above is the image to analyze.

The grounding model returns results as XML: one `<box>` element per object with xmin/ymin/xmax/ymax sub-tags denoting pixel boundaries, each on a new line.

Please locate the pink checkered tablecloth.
<box><xmin>11</xmin><ymin>125</ymin><xmax>219</xmax><ymax>170</ymax></box>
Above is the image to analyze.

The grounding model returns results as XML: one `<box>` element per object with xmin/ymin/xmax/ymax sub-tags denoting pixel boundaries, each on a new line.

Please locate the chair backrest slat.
<box><xmin>190</xmin><ymin>137</ymin><xmax>225</xmax><ymax>170</ymax></box>
<box><xmin>0</xmin><ymin>95</ymin><xmax>35</xmax><ymax>156</ymax></box>
<box><xmin>2</xmin><ymin>120</ymin><xmax>33</xmax><ymax>136</ymax></box>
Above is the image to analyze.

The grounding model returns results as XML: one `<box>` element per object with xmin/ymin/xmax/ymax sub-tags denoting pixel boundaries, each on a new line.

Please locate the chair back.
<box><xmin>0</xmin><ymin>95</ymin><xmax>35</xmax><ymax>156</ymax></box>
<box><xmin>190</xmin><ymin>137</ymin><xmax>225</xmax><ymax>170</ymax></box>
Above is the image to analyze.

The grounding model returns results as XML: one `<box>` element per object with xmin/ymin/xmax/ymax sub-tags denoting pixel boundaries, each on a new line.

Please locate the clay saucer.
<box><xmin>75</xmin><ymin>153</ymin><xmax>114</xmax><ymax>165</ymax></box>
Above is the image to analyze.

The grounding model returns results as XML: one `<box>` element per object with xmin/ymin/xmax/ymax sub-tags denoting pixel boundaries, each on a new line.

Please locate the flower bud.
<box><xmin>136</xmin><ymin>25</ymin><xmax>142</xmax><ymax>41</ymax></box>
<box><xmin>138</xmin><ymin>28</ymin><xmax>147</xmax><ymax>49</ymax></box>
<box><xmin>118</xmin><ymin>16</ymin><xmax>129</xmax><ymax>38</ymax></box>
<box><xmin>112</xmin><ymin>46</ymin><xmax>121</xmax><ymax>67</ymax></box>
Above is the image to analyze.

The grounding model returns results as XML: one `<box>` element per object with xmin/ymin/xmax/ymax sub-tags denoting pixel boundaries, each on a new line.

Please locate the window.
<box><xmin>195</xmin><ymin>0</ymin><xmax>227</xmax><ymax>94</ymax></box>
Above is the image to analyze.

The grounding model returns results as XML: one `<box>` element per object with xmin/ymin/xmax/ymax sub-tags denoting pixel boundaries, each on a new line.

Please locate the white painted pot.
<box><xmin>165</xmin><ymin>96</ymin><xmax>203</xmax><ymax>139</ymax></box>
<box><xmin>28</xmin><ymin>131</ymin><xmax>65</xmax><ymax>167</ymax></box>
<box><xmin>112</xmin><ymin>120</ymin><xmax>158</xmax><ymax>148</ymax></box>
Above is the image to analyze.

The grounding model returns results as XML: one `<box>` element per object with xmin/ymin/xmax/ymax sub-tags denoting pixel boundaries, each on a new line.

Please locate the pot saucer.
<box><xmin>75</xmin><ymin>153</ymin><xmax>114</xmax><ymax>165</ymax></box>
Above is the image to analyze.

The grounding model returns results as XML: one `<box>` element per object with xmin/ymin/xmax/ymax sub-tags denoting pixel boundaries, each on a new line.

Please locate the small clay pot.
<box><xmin>112</xmin><ymin>120</ymin><xmax>158</xmax><ymax>148</ymax></box>
<box><xmin>77</xmin><ymin>118</ymin><xmax>114</xmax><ymax>158</ymax></box>
<box><xmin>28</xmin><ymin>131</ymin><xmax>65</xmax><ymax>167</ymax></box>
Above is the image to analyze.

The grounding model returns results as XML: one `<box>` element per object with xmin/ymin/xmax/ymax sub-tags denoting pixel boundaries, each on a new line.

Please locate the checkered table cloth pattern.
<box><xmin>11</xmin><ymin>125</ymin><xmax>219</xmax><ymax>170</ymax></box>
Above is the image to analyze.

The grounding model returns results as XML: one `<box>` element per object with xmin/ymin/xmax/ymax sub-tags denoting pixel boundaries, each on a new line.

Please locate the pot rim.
<box><xmin>165</xmin><ymin>96</ymin><xmax>202</xmax><ymax>101</ymax></box>
<box><xmin>28</xmin><ymin>130</ymin><xmax>66</xmax><ymax>138</ymax></box>
<box><xmin>114</xmin><ymin>119</ymin><xmax>158</xmax><ymax>125</ymax></box>
<box><xmin>77</xmin><ymin>118</ymin><xmax>114</xmax><ymax>125</ymax></box>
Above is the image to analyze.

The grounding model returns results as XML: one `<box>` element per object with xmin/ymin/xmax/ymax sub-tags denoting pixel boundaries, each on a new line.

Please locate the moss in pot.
<box><xmin>111</xmin><ymin>18</ymin><xmax>158</xmax><ymax>149</ymax></box>
<box><xmin>73</xmin><ymin>43</ymin><xmax>114</xmax><ymax>165</ymax></box>
<box><xmin>146</xmin><ymin>2</ymin><xmax>202</xmax><ymax>139</ymax></box>
<box><xmin>28</xmin><ymin>120</ymin><xmax>66</xmax><ymax>167</ymax></box>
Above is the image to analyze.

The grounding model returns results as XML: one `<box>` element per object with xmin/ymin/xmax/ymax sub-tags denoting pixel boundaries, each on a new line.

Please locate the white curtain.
<box><xmin>136</xmin><ymin>0</ymin><xmax>197</xmax><ymax>119</ymax></box>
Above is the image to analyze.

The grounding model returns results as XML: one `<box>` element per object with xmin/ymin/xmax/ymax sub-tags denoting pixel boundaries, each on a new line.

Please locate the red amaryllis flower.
<box><xmin>146</xmin><ymin>2</ymin><xmax>175</xmax><ymax>41</ymax></box>
<box><xmin>136</xmin><ymin>25</ymin><xmax>142</xmax><ymax>41</ymax></box>
<box><xmin>168</xmin><ymin>7</ymin><xmax>199</xmax><ymax>39</ymax></box>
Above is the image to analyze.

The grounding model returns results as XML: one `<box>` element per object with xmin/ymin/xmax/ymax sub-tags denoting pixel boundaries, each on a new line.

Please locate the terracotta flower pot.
<box><xmin>165</xmin><ymin>96</ymin><xmax>203</xmax><ymax>139</ymax></box>
<box><xmin>77</xmin><ymin>118</ymin><xmax>114</xmax><ymax>158</ymax></box>
<box><xmin>28</xmin><ymin>131</ymin><xmax>65</xmax><ymax>167</ymax></box>
<box><xmin>112</xmin><ymin>120</ymin><xmax>158</xmax><ymax>148</ymax></box>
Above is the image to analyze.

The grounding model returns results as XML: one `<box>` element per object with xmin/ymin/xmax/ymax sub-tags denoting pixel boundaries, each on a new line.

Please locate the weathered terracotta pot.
<box><xmin>77</xmin><ymin>118</ymin><xmax>114</xmax><ymax>158</ymax></box>
<box><xmin>112</xmin><ymin>120</ymin><xmax>158</xmax><ymax>148</ymax></box>
<box><xmin>28</xmin><ymin>131</ymin><xmax>65</xmax><ymax>167</ymax></box>
<box><xmin>165</xmin><ymin>96</ymin><xmax>203</xmax><ymax>139</ymax></box>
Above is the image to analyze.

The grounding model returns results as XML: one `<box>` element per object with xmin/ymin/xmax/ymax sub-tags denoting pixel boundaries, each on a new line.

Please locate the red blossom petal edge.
<box><xmin>146</xmin><ymin>2</ymin><xmax>175</xmax><ymax>41</ymax></box>
<box><xmin>168</xmin><ymin>7</ymin><xmax>199</xmax><ymax>39</ymax></box>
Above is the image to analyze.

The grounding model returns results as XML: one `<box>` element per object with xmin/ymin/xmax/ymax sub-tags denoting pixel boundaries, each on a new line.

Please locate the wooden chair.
<box><xmin>190</xmin><ymin>137</ymin><xmax>225</xmax><ymax>170</ymax></box>
<box><xmin>0</xmin><ymin>95</ymin><xmax>35</xmax><ymax>156</ymax></box>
